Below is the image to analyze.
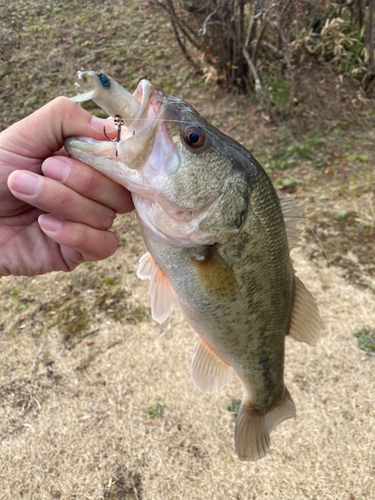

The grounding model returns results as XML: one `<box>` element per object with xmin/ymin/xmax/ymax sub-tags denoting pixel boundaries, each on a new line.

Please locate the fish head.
<box><xmin>66</xmin><ymin>75</ymin><xmax>254</xmax><ymax>244</ymax></box>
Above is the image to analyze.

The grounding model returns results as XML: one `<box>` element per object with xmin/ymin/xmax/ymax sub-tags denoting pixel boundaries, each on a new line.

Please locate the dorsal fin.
<box><xmin>279</xmin><ymin>196</ymin><xmax>304</xmax><ymax>250</ymax></box>
<box><xmin>288</xmin><ymin>276</ymin><xmax>321</xmax><ymax>346</ymax></box>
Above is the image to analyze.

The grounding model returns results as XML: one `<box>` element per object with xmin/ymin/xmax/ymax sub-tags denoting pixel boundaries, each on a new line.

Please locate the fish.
<box><xmin>65</xmin><ymin>71</ymin><xmax>321</xmax><ymax>461</ymax></box>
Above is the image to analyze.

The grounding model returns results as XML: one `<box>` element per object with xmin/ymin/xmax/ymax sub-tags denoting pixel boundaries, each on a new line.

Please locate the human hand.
<box><xmin>0</xmin><ymin>97</ymin><xmax>134</xmax><ymax>277</ymax></box>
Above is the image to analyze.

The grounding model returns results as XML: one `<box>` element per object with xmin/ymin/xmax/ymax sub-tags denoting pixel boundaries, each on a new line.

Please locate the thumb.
<box><xmin>0</xmin><ymin>96</ymin><xmax>116</xmax><ymax>159</ymax></box>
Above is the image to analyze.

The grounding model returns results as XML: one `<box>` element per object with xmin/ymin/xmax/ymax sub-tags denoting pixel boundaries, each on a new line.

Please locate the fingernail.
<box><xmin>9</xmin><ymin>171</ymin><xmax>42</xmax><ymax>196</ymax></box>
<box><xmin>42</xmin><ymin>157</ymin><xmax>70</xmax><ymax>182</ymax></box>
<box><xmin>38</xmin><ymin>215</ymin><xmax>63</xmax><ymax>233</ymax></box>
<box><xmin>90</xmin><ymin>115</ymin><xmax>117</xmax><ymax>133</ymax></box>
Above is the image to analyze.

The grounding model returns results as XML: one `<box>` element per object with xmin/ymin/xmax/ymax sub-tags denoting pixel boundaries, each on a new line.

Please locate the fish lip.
<box><xmin>65</xmin><ymin>136</ymin><xmax>120</xmax><ymax>159</ymax></box>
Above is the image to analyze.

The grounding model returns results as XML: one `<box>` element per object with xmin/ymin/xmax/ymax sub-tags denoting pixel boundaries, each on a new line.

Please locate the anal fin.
<box><xmin>137</xmin><ymin>252</ymin><xmax>175</xmax><ymax>324</ymax></box>
<box><xmin>235</xmin><ymin>386</ymin><xmax>296</xmax><ymax>461</ymax></box>
<box><xmin>191</xmin><ymin>334</ymin><xmax>233</xmax><ymax>394</ymax></box>
<box><xmin>289</xmin><ymin>276</ymin><xmax>321</xmax><ymax>346</ymax></box>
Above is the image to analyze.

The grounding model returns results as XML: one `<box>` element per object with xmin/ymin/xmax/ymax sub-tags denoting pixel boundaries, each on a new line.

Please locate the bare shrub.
<box><xmin>154</xmin><ymin>0</ymin><xmax>375</xmax><ymax>110</ymax></box>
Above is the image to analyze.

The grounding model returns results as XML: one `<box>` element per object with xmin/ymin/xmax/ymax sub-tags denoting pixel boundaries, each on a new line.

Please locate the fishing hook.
<box><xmin>103</xmin><ymin>115</ymin><xmax>124</xmax><ymax>157</ymax></box>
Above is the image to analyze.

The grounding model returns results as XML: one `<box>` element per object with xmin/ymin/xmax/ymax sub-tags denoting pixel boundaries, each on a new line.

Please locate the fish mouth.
<box><xmin>66</xmin><ymin>78</ymin><xmax>166</xmax><ymax>170</ymax></box>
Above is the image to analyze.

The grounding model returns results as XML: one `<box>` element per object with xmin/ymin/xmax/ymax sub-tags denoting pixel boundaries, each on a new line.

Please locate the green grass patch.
<box><xmin>354</xmin><ymin>328</ymin><xmax>375</xmax><ymax>355</ymax></box>
<box><xmin>227</xmin><ymin>399</ymin><xmax>241</xmax><ymax>417</ymax></box>
<box><xmin>264</xmin><ymin>73</ymin><xmax>291</xmax><ymax>115</ymax></box>
<box><xmin>146</xmin><ymin>403</ymin><xmax>166</xmax><ymax>420</ymax></box>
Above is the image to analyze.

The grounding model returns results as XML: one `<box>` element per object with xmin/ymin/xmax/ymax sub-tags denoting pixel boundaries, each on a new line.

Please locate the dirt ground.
<box><xmin>1</xmin><ymin>0</ymin><xmax>375</xmax><ymax>499</ymax></box>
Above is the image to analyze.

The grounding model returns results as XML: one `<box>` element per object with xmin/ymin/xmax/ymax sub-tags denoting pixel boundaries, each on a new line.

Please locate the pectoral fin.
<box><xmin>191</xmin><ymin>334</ymin><xmax>233</xmax><ymax>394</ymax></box>
<box><xmin>191</xmin><ymin>246</ymin><xmax>236</xmax><ymax>298</ymax></box>
<box><xmin>137</xmin><ymin>251</ymin><xmax>154</xmax><ymax>280</ymax></box>
<box><xmin>137</xmin><ymin>252</ymin><xmax>175</xmax><ymax>324</ymax></box>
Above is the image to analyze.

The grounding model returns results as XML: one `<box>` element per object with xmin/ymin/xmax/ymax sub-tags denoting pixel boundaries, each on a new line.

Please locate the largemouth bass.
<box><xmin>65</xmin><ymin>71</ymin><xmax>321</xmax><ymax>461</ymax></box>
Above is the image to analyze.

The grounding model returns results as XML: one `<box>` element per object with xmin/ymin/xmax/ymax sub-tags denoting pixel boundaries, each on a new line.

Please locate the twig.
<box><xmin>199</xmin><ymin>4</ymin><xmax>221</xmax><ymax>36</ymax></box>
<box><xmin>245</xmin><ymin>2</ymin><xmax>263</xmax><ymax>49</ymax></box>
<box><xmin>168</xmin><ymin>13</ymin><xmax>201</xmax><ymax>69</ymax></box>
<box><xmin>272</xmin><ymin>21</ymin><xmax>295</xmax><ymax>115</ymax></box>
<box><xmin>252</xmin><ymin>19</ymin><xmax>271</xmax><ymax>64</ymax></box>
<box><xmin>67</xmin><ymin>328</ymin><xmax>100</xmax><ymax>350</ymax></box>
<box><xmin>261</xmin><ymin>42</ymin><xmax>284</xmax><ymax>59</ymax></box>
<box><xmin>308</xmin><ymin>0</ymin><xmax>324</xmax><ymax>31</ymax></box>
<box><xmin>154</xmin><ymin>0</ymin><xmax>201</xmax><ymax>69</ymax></box>
<box><xmin>242</xmin><ymin>45</ymin><xmax>271</xmax><ymax>114</ymax></box>
<box><xmin>165</xmin><ymin>0</ymin><xmax>202</xmax><ymax>50</ymax></box>
<box><xmin>369</xmin><ymin>0</ymin><xmax>375</xmax><ymax>74</ymax></box>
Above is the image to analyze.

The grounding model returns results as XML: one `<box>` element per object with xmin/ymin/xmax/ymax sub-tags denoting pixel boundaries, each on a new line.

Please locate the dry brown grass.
<box><xmin>0</xmin><ymin>214</ymin><xmax>374</xmax><ymax>500</ymax></box>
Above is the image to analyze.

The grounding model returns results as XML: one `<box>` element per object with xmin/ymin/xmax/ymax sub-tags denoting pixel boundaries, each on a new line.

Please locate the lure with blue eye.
<box><xmin>98</xmin><ymin>73</ymin><xmax>110</xmax><ymax>87</ymax></box>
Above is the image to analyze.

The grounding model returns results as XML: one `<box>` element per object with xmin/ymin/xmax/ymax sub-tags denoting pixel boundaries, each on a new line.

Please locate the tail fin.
<box><xmin>235</xmin><ymin>387</ymin><xmax>296</xmax><ymax>461</ymax></box>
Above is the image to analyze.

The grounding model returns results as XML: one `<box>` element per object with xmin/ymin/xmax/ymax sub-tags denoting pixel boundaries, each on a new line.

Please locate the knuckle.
<box><xmin>99</xmin><ymin>231</ymin><xmax>118</xmax><ymax>258</ymax></box>
<box><xmin>48</xmin><ymin>96</ymin><xmax>74</xmax><ymax>116</ymax></box>
<box><xmin>99</xmin><ymin>209</ymin><xmax>116</xmax><ymax>230</ymax></box>
<box><xmin>81</xmin><ymin>170</ymin><xmax>100</xmax><ymax>197</ymax></box>
<box><xmin>80</xmin><ymin>230</ymin><xmax>118</xmax><ymax>261</ymax></box>
<box><xmin>68</xmin><ymin>231</ymin><xmax>83</xmax><ymax>252</ymax></box>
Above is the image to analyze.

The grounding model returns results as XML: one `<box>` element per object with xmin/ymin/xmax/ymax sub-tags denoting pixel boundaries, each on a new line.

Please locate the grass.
<box><xmin>6</xmin><ymin>269</ymin><xmax>148</xmax><ymax>346</ymax></box>
<box><xmin>103</xmin><ymin>470</ymin><xmax>142</xmax><ymax>500</ymax></box>
<box><xmin>227</xmin><ymin>399</ymin><xmax>241</xmax><ymax>417</ymax></box>
<box><xmin>146</xmin><ymin>403</ymin><xmax>166</xmax><ymax>420</ymax></box>
<box><xmin>0</xmin><ymin>0</ymin><xmax>196</xmax><ymax>130</ymax></box>
<box><xmin>354</xmin><ymin>328</ymin><xmax>375</xmax><ymax>355</ymax></box>
<box><xmin>264</xmin><ymin>73</ymin><xmax>291</xmax><ymax>115</ymax></box>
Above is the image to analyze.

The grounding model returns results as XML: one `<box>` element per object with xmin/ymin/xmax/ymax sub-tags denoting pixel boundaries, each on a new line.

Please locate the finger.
<box><xmin>0</xmin><ymin>96</ymin><xmax>117</xmax><ymax>161</ymax></box>
<box><xmin>7</xmin><ymin>170</ymin><xmax>115</xmax><ymax>230</ymax></box>
<box><xmin>42</xmin><ymin>156</ymin><xmax>134</xmax><ymax>214</ymax></box>
<box><xmin>38</xmin><ymin>215</ymin><xmax>119</xmax><ymax>262</ymax></box>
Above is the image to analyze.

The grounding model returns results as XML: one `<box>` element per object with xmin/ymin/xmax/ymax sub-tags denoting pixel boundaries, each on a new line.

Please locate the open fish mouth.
<box><xmin>66</xmin><ymin>72</ymin><xmax>166</xmax><ymax>168</ymax></box>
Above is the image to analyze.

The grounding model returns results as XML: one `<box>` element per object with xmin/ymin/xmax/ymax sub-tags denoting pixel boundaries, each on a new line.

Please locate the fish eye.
<box><xmin>98</xmin><ymin>73</ymin><xmax>110</xmax><ymax>88</ymax></box>
<box><xmin>183</xmin><ymin>126</ymin><xmax>205</xmax><ymax>149</ymax></box>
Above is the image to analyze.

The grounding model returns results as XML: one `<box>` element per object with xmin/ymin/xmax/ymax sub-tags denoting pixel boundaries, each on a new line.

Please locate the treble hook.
<box><xmin>103</xmin><ymin>115</ymin><xmax>124</xmax><ymax>157</ymax></box>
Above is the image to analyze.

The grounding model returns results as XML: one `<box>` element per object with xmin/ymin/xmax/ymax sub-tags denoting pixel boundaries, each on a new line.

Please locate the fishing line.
<box><xmin>306</xmin><ymin>224</ymin><xmax>331</xmax><ymax>267</ymax></box>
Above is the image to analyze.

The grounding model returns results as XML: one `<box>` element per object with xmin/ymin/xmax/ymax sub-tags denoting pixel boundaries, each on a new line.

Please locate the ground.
<box><xmin>0</xmin><ymin>1</ymin><xmax>374</xmax><ymax>499</ymax></box>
